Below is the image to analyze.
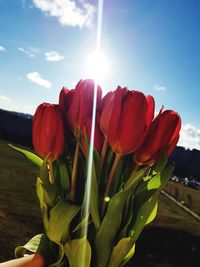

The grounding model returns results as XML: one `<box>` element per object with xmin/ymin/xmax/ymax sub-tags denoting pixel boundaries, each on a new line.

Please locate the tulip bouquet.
<box><xmin>11</xmin><ymin>79</ymin><xmax>181</xmax><ymax>267</ymax></box>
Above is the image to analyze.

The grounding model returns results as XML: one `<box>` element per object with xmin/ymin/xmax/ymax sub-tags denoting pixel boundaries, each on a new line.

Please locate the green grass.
<box><xmin>0</xmin><ymin>140</ymin><xmax>42</xmax><ymax>261</ymax></box>
<box><xmin>153</xmin><ymin>193</ymin><xmax>200</xmax><ymax>236</ymax></box>
<box><xmin>165</xmin><ymin>181</ymin><xmax>200</xmax><ymax>215</ymax></box>
<box><xmin>0</xmin><ymin>139</ymin><xmax>200</xmax><ymax>265</ymax></box>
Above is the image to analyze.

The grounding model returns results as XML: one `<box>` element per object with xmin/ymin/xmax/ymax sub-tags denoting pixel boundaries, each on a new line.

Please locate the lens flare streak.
<box><xmin>80</xmin><ymin>0</ymin><xmax>104</xmax><ymax>263</ymax></box>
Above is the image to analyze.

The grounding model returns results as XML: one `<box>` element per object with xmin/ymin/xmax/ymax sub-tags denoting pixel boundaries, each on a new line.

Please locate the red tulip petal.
<box><xmin>109</xmin><ymin>86</ymin><xmax>127</xmax><ymax>153</ymax></box>
<box><xmin>146</xmin><ymin>95</ymin><xmax>155</xmax><ymax>127</ymax></box>
<box><xmin>118</xmin><ymin>91</ymin><xmax>148</xmax><ymax>153</ymax></box>
<box><xmin>100</xmin><ymin>91</ymin><xmax>114</xmax><ymax>137</ymax></box>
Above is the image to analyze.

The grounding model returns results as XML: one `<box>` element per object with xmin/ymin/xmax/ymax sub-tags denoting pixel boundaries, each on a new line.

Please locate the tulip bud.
<box><xmin>167</xmin><ymin>115</ymin><xmax>181</xmax><ymax>156</ymax></box>
<box><xmin>82</xmin><ymin>113</ymin><xmax>104</xmax><ymax>155</ymax></box>
<box><xmin>59</xmin><ymin>87</ymin><xmax>69</xmax><ymax>112</ymax></box>
<box><xmin>67</xmin><ymin>79</ymin><xmax>102</xmax><ymax>137</ymax></box>
<box><xmin>100</xmin><ymin>91</ymin><xmax>115</xmax><ymax>138</ymax></box>
<box><xmin>32</xmin><ymin>103</ymin><xmax>65</xmax><ymax>162</ymax></box>
<box><xmin>134</xmin><ymin>110</ymin><xmax>181</xmax><ymax>165</ymax></box>
<box><xmin>146</xmin><ymin>95</ymin><xmax>155</xmax><ymax>127</ymax></box>
<box><xmin>105</xmin><ymin>87</ymin><xmax>149</xmax><ymax>155</ymax></box>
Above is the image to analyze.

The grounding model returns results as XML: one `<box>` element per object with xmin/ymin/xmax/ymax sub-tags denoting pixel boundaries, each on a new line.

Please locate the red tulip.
<box><xmin>167</xmin><ymin>116</ymin><xmax>181</xmax><ymax>156</ymax></box>
<box><xmin>67</xmin><ymin>79</ymin><xmax>102</xmax><ymax>137</ymax></box>
<box><xmin>59</xmin><ymin>87</ymin><xmax>70</xmax><ymax>113</ymax></box>
<box><xmin>146</xmin><ymin>95</ymin><xmax>155</xmax><ymax>127</ymax></box>
<box><xmin>82</xmin><ymin>113</ymin><xmax>104</xmax><ymax>155</ymax></box>
<box><xmin>59</xmin><ymin>87</ymin><xmax>74</xmax><ymax>134</ymax></box>
<box><xmin>107</xmin><ymin>87</ymin><xmax>149</xmax><ymax>155</ymax></box>
<box><xmin>167</xmin><ymin>134</ymin><xmax>180</xmax><ymax>156</ymax></box>
<box><xmin>100</xmin><ymin>91</ymin><xmax>115</xmax><ymax>138</ymax></box>
<box><xmin>134</xmin><ymin>110</ymin><xmax>181</xmax><ymax>165</ymax></box>
<box><xmin>32</xmin><ymin>103</ymin><xmax>65</xmax><ymax>162</ymax></box>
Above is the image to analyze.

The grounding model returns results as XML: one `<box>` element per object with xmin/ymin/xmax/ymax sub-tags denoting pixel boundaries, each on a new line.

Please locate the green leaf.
<box><xmin>122</xmin><ymin>244</ymin><xmax>135</xmax><ymax>267</ymax></box>
<box><xmin>117</xmin><ymin>191</ymin><xmax>134</xmax><ymax>239</ymax></box>
<box><xmin>37</xmin><ymin>159</ymin><xmax>60</xmax><ymax>208</ymax></box>
<box><xmin>124</xmin><ymin>168</ymin><xmax>147</xmax><ymax>190</ymax></box>
<box><xmin>39</xmin><ymin>157</ymin><xmax>50</xmax><ymax>184</ymax></box>
<box><xmin>9</xmin><ymin>144</ymin><xmax>43</xmax><ymax>167</ymax></box>
<box><xmin>15</xmin><ymin>234</ymin><xmax>57</xmax><ymax>264</ymax></box>
<box><xmin>49</xmin><ymin>244</ymin><xmax>65</xmax><ymax>267</ymax></box>
<box><xmin>59</xmin><ymin>161</ymin><xmax>70</xmax><ymax>192</ymax></box>
<box><xmin>36</xmin><ymin>178</ymin><xmax>49</xmax><ymax>231</ymax></box>
<box><xmin>152</xmin><ymin>153</ymin><xmax>168</xmax><ymax>174</ymax></box>
<box><xmin>15</xmin><ymin>234</ymin><xmax>44</xmax><ymax>258</ymax></box>
<box><xmin>147</xmin><ymin>164</ymin><xmax>174</xmax><ymax>191</ymax></box>
<box><xmin>93</xmin><ymin>148</ymin><xmax>101</xmax><ymax>184</ymax></box>
<box><xmin>36</xmin><ymin>175</ymin><xmax>60</xmax><ymax>232</ymax></box>
<box><xmin>72</xmin><ymin>214</ymin><xmax>90</xmax><ymax>233</ymax></box>
<box><xmin>64</xmin><ymin>236</ymin><xmax>91</xmax><ymax>267</ymax></box>
<box><xmin>129</xmin><ymin>192</ymin><xmax>158</xmax><ymax>244</ymax></box>
<box><xmin>89</xmin><ymin>160</ymin><xmax>101</xmax><ymax>230</ymax></box>
<box><xmin>95</xmin><ymin>191</ymin><xmax>127</xmax><ymax>267</ymax></box>
<box><xmin>127</xmin><ymin>165</ymin><xmax>174</xmax><ymax>243</ymax></box>
<box><xmin>145</xmin><ymin>200</ymin><xmax>158</xmax><ymax>225</ymax></box>
<box><xmin>47</xmin><ymin>199</ymin><xmax>80</xmax><ymax>244</ymax></box>
<box><xmin>107</xmin><ymin>237</ymin><xmax>134</xmax><ymax>267</ymax></box>
<box><xmin>95</xmin><ymin>169</ymin><xmax>146</xmax><ymax>267</ymax></box>
<box><xmin>82</xmin><ymin>137</ymin><xmax>101</xmax><ymax>231</ymax></box>
<box><xmin>43</xmin><ymin>182</ymin><xmax>60</xmax><ymax>208</ymax></box>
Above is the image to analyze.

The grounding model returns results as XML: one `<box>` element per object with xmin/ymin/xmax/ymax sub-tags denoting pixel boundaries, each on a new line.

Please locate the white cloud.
<box><xmin>0</xmin><ymin>95</ymin><xmax>35</xmax><ymax>114</ymax></box>
<box><xmin>45</xmin><ymin>51</ymin><xmax>64</xmax><ymax>61</ymax></box>
<box><xmin>154</xmin><ymin>84</ymin><xmax>167</xmax><ymax>91</ymax></box>
<box><xmin>32</xmin><ymin>0</ymin><xmax>95</xmax><ymax>28</ymax></box>
<box><xmin>18</xmin><ymin>46</ymin><xmax>40</xmax><ymax>58</ymax></box>
<box><xmin>178</xmin><ymin>124</ymin><xmax>200</xmax><ymax>150</ymax></box>
<box><xmin>27</xmin><ymin>71</ymin><xmax>52</xmax><ymax>88</ymax></box>
<box><xmin>0</xmin><ymin>45</ymin><xmax>6</xmax><ymax>52</ymax></box>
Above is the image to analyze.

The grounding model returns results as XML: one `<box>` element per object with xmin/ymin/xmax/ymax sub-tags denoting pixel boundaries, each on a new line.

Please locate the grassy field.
<box><xmin>0</xmin><ymin>139</ymin><xmax>200</xmax><ymax>266</ymax></box>
<box><xmin>165</xmin><ymin>181</ymin><xmax>200</xmax><ymax>215</ymax></box>
<box><xmin>0</xmin><ymin>140</ymin><xmax>42</xmax><ymax>261</ymax></box>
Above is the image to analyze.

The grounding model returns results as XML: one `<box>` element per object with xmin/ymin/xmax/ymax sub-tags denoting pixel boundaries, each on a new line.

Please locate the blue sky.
<box><xmin>0</xmin><ymin>0</ymin><xmax>200</xmax><ymax>150</ymax></box>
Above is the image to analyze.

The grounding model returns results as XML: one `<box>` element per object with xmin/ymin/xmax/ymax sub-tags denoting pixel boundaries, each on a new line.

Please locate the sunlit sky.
<box><xmin>0</xmin><ymin>0</ymin><xmax>200</xmax><ymax>150</ymax></box>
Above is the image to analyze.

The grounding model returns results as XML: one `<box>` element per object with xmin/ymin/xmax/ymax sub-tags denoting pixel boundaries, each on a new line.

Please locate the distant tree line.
<box><xmin>170</xmin><ymin>146</ymin><xmax>200</xmax><ymax>180</ymax></box>
<box><xmin>0</xmin><ymin>108</ymin><xmax>32</xmax><ymax>147</ymax></box>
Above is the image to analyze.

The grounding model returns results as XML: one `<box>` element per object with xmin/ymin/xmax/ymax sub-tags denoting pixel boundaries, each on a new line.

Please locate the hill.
<box><xmin>0</xmin><ymin>108</ymin><xmax>32</xmax><ymax>147</ymax></box>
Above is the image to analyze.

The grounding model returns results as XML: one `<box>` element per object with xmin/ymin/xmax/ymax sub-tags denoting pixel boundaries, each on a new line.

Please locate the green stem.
<box><xmin>132</xmin><ymin>163</ymin><xmax>140</xmax><ymax>175</ymax></box>
<box><xmin>101</xmin><ymin>153</ymin><xmax>121</xmax><ymax>216</ymax></box>
<box><xmin>49</xmin><ymin>160</ymin><xmax>55</xmax><ymax>184</ymax></box>
<box><xmin>70</xmin><ymin>142</ymin><xmax>79</xmax><ymax>201</ymax></box>
<box><xmin>100</xmin><ymin>136</ymin><xmax>108</xmax><ymax>169</ymax></box>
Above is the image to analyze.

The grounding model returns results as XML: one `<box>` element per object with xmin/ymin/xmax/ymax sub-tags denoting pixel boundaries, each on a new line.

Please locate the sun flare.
<box><xmin>84</xmin><ymin>51</ymin><xmax>110</xmax><ymax>83</ymax></box>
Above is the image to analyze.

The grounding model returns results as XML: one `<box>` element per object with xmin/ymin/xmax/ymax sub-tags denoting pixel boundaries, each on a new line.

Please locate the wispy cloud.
<box><xmin>45</xmin><ymin>51</ymin><xmax>64</xmax><ymax>61</ymax></box>
<box><xmin>0</xmin><ymin>96</ymin><xmax>11</xmax><ymax>106</ymax></box>
<box><xmin>154</xmin><ymin>84</ymin><xmax>167</xmax><ymax>91</ymax></box>
<box><xmin>0</xmin><ymin>45</ymin><xmax>6</xmax><ymax>52</ymax></box>
<box><xmin>178</xmin><ymin>124</ymin><xmax>200</xmax><ymax>150</ymax></box>
<box><xmin>27</xmin><ymin>71</ymin><xmax>52</xmax><ymax>88</ymax></box>
<box><xmin>18</xmin><ymin>46</ymin><xmax>40</xmax><ymax>58</ymax></box>
<box><xmin>0</xmin><ymin>95</ymin><xmax>35</xmax><ymax>114</ymax></box>
<box><xmin>32</xmin><ymin>0</ymin><xmax>95</xmax><ymax>28</ymax></box>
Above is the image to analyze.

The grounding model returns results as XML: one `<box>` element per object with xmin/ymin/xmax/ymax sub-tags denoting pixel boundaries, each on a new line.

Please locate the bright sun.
<box><xmin>84</xmin><ymin>51</ymin><xmax>110</xmax><ymax>83</ymax></box>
